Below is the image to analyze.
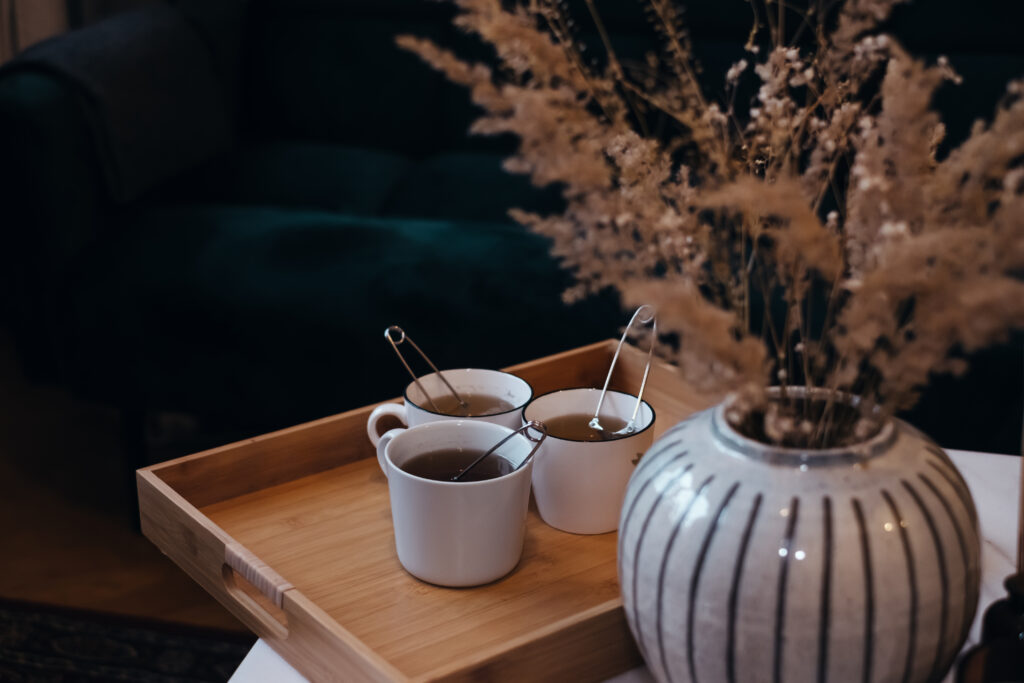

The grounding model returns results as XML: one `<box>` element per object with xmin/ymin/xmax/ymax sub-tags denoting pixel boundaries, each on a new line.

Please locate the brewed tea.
<box><xmin>418</xmin><ymin>392</ymin><xmax>515</xmax><ymax>417</ymax></box>
<box><xmin>545</xmin><ymin>413</ymin><xmax>632</xmax><ymax>441</ymax></box>
<box><xmin>401</xmin><ymin>448</ymin><xmax>514</xmax><ymax>482</ymax></box>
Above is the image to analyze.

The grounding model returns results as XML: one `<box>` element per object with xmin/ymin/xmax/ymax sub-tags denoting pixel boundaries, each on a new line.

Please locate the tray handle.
<box><xmin>225</xmin><ymin>541</ymin><xmax>294</xmax><ymax>608</ymax></box>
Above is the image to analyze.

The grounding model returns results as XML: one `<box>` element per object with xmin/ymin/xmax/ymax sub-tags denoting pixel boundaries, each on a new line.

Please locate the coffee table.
<box><xmin>228</xmin><ymin>448</ymin><xmax>1020</xmax><ymax>683</ymax></box>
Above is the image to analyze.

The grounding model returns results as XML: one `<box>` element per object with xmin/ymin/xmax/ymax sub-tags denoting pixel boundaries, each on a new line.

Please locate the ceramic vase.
<box><xmin>618</xmin><ymin>389</ymin><xmax>981</xmax><ymax>683</ymax></box>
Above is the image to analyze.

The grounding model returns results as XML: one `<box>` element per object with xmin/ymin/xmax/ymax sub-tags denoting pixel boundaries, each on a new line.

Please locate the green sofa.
<box><xmin>0</xmin><ymin>0</ymin><xmax>621</xmax><ymax>449</ymax></box>
<box><xmin>0</xmin><ymin>0</ymin><xmax>1021</xmax><ymax>458</ymax></box>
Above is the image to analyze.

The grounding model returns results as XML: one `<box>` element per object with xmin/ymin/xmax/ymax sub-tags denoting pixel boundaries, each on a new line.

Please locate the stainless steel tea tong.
<box><xmin>590</xmin><ymin>305</ymin><xmax>657</xmax><ymax>437</ymax></box>
<box><xmin>384</xmin><ymin>325</ymin><xmax>466</xmax><ymax>412</ymax></box>
<box><xmin>451</xmin><ymin>421</ymin><xmax>548</xmax><ymax>482</ymax></box>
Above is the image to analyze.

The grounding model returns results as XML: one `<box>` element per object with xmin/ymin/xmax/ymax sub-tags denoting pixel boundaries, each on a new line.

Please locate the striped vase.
<box><xmin>618</xmin><ymin>390</ymin><xmax>981</xmax><ymax>683</ymax></box>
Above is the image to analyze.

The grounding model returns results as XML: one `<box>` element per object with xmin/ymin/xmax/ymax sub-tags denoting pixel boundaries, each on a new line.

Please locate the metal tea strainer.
<box><xmin>384</xmin><ymin>325</ymin><xmax>465</xmax><ymax>413</ymax></box>
<box><xmin>450</xmin><ymin>421</ymin><xmax>548</xmax><ymax>482</ymax></box>
<box><xmin>589</xmin><ymin>305</ymin><xmax>657</xmax><ymax>437</ymax></box>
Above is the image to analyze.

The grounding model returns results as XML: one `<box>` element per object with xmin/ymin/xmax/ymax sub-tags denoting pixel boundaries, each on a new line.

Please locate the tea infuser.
<box><xmin>451</xmin><ymin>421</ymin><xmax>548</xmax><ymax>482</ymax></box>
<box><xmin>384</xmin><ymin>325</ymin><xmax>466</xmax><ymax>413</ymax></box>
<box><xmin>589</xmin><ymin>305</ymin><xmax>657</xmax><ymax>437</ymax></box>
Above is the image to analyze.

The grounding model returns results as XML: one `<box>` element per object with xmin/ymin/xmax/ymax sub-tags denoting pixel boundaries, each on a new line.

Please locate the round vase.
<box><xmin>618</xmin><ymin>391</ymin><xmax>981</xmax><ymax>683</ymax></box>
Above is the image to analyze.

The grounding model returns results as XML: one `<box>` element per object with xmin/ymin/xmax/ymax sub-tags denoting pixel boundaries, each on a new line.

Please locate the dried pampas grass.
<box><xmin>399</xmin><ymin>0</ymin><xmax>1024</xmax><ymax>448</ymax></box>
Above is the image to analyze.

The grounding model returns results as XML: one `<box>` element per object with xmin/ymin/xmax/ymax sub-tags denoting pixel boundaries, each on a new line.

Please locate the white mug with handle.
<box><xmin>376</xmin><ymin>420</ymin><xmax>543</xmax><ymax>586</ymax></box>
<box><xmin>367</xmin><ymin>368</ymin><xmax>533</xmax><ymax>446</ymax></box>
<box><xmin>522</xmin><ymin>387</ymin><xmax>656</xmax><ymax>535</ymax></box>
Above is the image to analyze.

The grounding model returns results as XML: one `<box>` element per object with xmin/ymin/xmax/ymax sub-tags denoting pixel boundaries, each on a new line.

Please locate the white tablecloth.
<box><xmin>230</xmin><ymin>449</ymin><xmax>1020</xmax><ymax>683</ymax></box>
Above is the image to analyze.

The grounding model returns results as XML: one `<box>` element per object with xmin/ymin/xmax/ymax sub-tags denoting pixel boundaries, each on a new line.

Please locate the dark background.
<box><xmin>0</xmin><ymin>0</ymin><xmax>1021</xmax><ymax>479</ymax></box>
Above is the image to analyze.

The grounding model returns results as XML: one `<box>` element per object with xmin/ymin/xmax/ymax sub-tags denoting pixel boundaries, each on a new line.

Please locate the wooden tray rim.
<box><xmin>137</xmin><ymin>339</ymin><xmax>686</xmax><ymax>682</ymax></box>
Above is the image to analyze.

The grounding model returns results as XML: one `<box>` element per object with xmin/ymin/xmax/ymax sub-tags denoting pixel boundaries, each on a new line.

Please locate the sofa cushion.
<box><xmin>58</xmin><ymin>205</ymin><xmax>619</xmax><ymax>427</ymax></box>
<box><xmin>165</xmin><ymin>142</ymin><xmax>412</xmax><ymax>215</ymax></box>
<box><xmin>243</xmin><ymin>0</ymin><xmax>451</xmax><ymax>155</ymax></box>
<box><xmin>382</xmin><ymin>152</ymin><xmax>564</xmax><ymax>222</ymax></box>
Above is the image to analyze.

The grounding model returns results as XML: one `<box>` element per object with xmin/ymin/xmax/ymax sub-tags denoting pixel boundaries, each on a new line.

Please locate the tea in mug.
<box><xmin>420</xmin><ymin>393</ymin><xmax>515</xmax><ymax>417</ymax></box>
<box><xmin>400</xmin><ymin>448</ymin><xmax>514</xmax><ymax>482</ymax></box>
<box><xmin>544</xmin><ymin>413</ymin><xmax>632</xmax><ymax>441</ymax></box>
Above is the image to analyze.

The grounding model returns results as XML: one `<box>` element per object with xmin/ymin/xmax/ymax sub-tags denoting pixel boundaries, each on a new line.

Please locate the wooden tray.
<box><xmin>138</xmin><ymin>340</ymin><xmax>711</xmax><ymax>682</ymax></box>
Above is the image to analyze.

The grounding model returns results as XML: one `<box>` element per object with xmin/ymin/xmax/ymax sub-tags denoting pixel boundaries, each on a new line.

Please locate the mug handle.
<box><xmin>367</xmin><ymin>402</ymin><xmax>408</xmax><ymax>447</ymax></box>
<box><xmin>375</xmin><ymin>428</ymin><xmax>406</xmax><ymax>478</ymax></box>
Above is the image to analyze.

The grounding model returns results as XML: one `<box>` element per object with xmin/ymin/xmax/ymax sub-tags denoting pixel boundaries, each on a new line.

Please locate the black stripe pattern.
<box><xmin>617</xmin><ymin>410</ymin><xmax>981</xmax><ymax>683</ymax></box>
<box><xmin>623</xmin><ymin>461</ymin><xmax>696</xmax><ymax>660</ymax></box>
<box><xmin>727</xmin><ymin>494</ymin><xmax>762</xmax><ymax>683</ymax></box>
<box><xmin>773</xmin><ymin>497</ymin><xmax>800</xmax><ymax>683</ymax></box>
<box><xmin>817</xmin><ymin>497</ymin><xmax>832</xmax><ymax>683</ymax></box>
<box><xmin>902</xmin><ymin>479</ymin><xmax>949</xmax><ymax>681</ymax></box>
<box><xmin>852</xmin><ymin>498</ymin><xmax>874</xmax><ymax>683</ymax></box>
<box><xmin>653</xmin><ymin>473</ymin><xmax>715</xmax><ymax>681</ymax></box>
<box><xmin>918</xmin><ymin>472</ymin><xmax>978</xmax><ymax>650</ymax></box>
<box><xmin>682</xmin><ymin>481</ymin><xmax>739</xmax><ymax>683</ymax></box>
<box><xmin>881</xmin><ymin>490</ymin><xmax>918</xmax><ymax>683</ymax></box>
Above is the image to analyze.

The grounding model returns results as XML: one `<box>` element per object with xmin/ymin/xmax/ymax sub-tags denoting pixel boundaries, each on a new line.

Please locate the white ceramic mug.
<box><xmin>376</xmin><ymin>420</ymin><xmax>537</xmax><ymax>587</ymax></box>
<box><xmin>367</xmin><ymin>369</ymin><xmax>533</xmax><ymax>447</ymax></box>
<box><xmin>523</xmin><ymin>388</ymin><xmax>655</xmax><ymax>535</ymax></box>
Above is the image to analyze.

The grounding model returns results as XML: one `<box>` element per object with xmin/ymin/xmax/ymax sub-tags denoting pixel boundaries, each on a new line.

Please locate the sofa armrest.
<box><xmin>0</xmin><ymin>70</ymin><xmax>106</xmax><ymax>372</ymax></box>
<box><xmin>5</xmin><ymin>4</ymin><xmax>237</xmax><ymax>204</ymax></box>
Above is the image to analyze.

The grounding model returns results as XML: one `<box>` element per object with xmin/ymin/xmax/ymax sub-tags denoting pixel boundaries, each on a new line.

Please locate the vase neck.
<box><xmin>711</xmin><ymin>399</ymin><xmax>896</xmax><ymax>467</ymax></box>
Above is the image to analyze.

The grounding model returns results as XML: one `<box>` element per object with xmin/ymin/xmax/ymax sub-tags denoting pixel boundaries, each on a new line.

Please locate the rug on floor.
<box><xmin>0</xmin><ymin>598</ymin><xmax>255</xmax><ymax>682</ymax></box>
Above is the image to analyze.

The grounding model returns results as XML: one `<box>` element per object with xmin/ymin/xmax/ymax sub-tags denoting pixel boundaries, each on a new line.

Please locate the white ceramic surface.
<box><xmin>366</xmin><ymin>369</ymin><xmax>533</xmax><ymax>446</ymax></box>
<box><xmin>376</xmin><ymin>420</ymin><xmax>535</xmax><ymax>587</ymax></box>
<box><xmin>524</xmin><ymin>388</ymin><xmax>655</xmax><ymax>535</ymax></box>
<box><xmin>230</xmin><ymin>449</ymin><xmax>1019</xmax><ymax>683</ymax></box>
<box><xmin>618</xmin><ymin>399</ymin><xmax>982</xmax><ymax>683</ymax></box>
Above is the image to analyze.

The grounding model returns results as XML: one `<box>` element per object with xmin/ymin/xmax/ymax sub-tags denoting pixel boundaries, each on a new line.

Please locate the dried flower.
<box><xmin>399</xmin><ymin>0</ymin><xmax>1024</xmax><ymax>447</ymax></box>
<box><xmin>726</xmin><ymin>59</ymin><xmax>749</xmax><ymax>84</ymax></box>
